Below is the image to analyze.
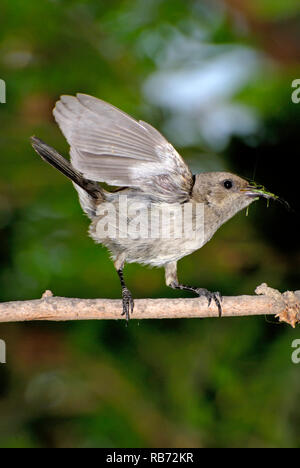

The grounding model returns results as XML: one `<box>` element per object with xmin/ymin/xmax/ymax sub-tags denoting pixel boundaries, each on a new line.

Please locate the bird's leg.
<box><xmin>117</xmin><ymin>268</ymin><xmax>134</xmax><ymax>321</ymax></box>
<box><xmin>114</xmin><ymin>257</ymin><xmax>134</xmax><ymax>321</ymax></box>
<box><xmin>164</xmin><ymin>261</ymin><xmax>223</xmax><ymax>317</ymax></box>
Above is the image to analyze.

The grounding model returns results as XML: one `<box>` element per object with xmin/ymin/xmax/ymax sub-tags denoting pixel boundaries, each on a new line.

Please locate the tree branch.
<box><xmin>0</xmin><ymin>284</ymin><xmax>299</xmax><ymax>327</ymax></box>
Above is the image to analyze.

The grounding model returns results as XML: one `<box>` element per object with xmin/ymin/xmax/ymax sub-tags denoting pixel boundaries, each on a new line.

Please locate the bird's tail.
<box><xmin>30</xmin><ymin>136</ymin><xmax>104</xmax><ymax>218</ymax></box>
<box><xmin>30</xmin><ymin>136</ymin><xmax>102</xmax><ymax>200</ymax></box>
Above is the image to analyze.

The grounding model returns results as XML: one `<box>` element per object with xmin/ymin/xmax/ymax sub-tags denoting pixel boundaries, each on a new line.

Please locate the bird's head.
<box><xmin>192</xmin><ymin>171</ymin><xmax>281</xmax><ymax>221</ymax></box>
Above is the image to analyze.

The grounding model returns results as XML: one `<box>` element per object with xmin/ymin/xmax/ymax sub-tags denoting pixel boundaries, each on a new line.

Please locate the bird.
<box><xmin>30</xmin><ymin>93</ymin><xmax>279</xmax><ymax>320</ymax></box>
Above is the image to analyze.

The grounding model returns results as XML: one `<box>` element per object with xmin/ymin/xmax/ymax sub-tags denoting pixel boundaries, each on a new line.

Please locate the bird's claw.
<box><xmin>195</xmin><ymin>288</ymin><xmax>223</xmax><ymax>317</ymax></box>
<box><xmin>121</xmin><ymin>287</ymin><xmax>134</xmax><ymax>322</ymax></box>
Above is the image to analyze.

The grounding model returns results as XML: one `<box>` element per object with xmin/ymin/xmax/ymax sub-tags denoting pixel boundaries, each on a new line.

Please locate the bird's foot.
<box><xmin>121</xmin><ymin>287</ymin><xmax>134</xmax><ymax>322</ymax></box>
<box><xmin>194</xmin><ymin>288</ymin><xmax>223</xmax><ymax>317</ymax></box>
<box><xmin>170</xmin><ymin>281</ymin><xmax>223</xmax><ymax>317</ymax></box>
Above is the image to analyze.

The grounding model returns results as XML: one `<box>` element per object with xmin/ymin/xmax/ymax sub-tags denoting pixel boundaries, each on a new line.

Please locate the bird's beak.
<box><xmin>240</xmin><ymin>181</ymin><xmax>291</xmax><ymax>211</ymax></box>
<box><xmin>240</xmin><ymin>182</ymin><xmax>279</xmax><ymax>201</ymax></box>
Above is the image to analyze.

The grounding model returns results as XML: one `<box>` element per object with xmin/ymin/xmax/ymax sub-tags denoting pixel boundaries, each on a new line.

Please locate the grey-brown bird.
<box><xmin>31</xmin><ymin>93</ymin><xmax>279</xmax><ymax>320</ymax></box>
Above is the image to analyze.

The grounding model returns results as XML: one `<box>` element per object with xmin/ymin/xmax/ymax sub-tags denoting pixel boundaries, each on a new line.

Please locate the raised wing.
<box><xmin>53</xmin><ymin>94</ymin><xmax>193</xmax><ymax>202</ymax></box>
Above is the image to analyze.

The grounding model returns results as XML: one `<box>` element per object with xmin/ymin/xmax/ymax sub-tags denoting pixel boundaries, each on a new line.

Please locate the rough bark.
<box><xmin>0</xmin><ymin>284</ymin><xmax>299</xmax><ymax>327</ymax></box>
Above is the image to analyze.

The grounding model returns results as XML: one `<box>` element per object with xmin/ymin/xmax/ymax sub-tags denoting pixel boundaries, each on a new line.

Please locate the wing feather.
<box><xmin>53</xmin><ymin>93</ymin><xmax>193</xmax><ymax>202</ymax></box>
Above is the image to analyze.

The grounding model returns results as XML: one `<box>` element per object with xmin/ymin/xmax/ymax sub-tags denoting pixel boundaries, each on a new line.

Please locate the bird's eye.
<box><xmin>223</xmin><ymin>180</ymin><xmax>233</xmax><ymax>189</ymax></box>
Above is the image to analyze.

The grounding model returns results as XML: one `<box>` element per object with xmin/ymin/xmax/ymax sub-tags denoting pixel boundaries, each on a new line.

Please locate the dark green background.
<box><xmin>0</xmin><ymin>0</ymin><xmax>300</xmax><ymax>448</ymax></box>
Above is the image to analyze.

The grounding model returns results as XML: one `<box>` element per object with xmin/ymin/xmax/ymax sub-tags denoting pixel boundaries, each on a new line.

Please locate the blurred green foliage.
<box><xmin>0</xmin><ymin>0</ymin><xmax>300</xmax><ymax>448</ymax></box>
